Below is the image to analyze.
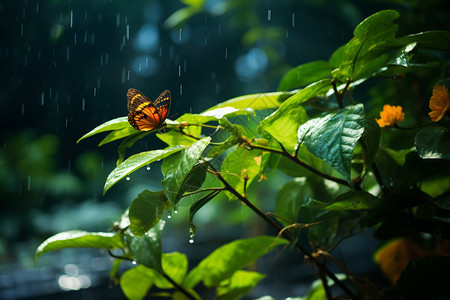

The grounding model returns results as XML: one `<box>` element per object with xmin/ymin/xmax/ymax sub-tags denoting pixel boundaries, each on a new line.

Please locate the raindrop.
<box><xmin>116</xmin><ymin>13</ymin><xmax>120</xmax><ymax>27</ymax></box>
<box><xmin>36</xmin><ymin>2</ymin><xmax>39</xmax><ymax>14</ymax></box>
<box><xmin>179</xmin><ymin>84</ymin><xmax>183</xmax><ymax>95</ymax></box>
<box><xmin>74</xmin><ymin>33</ymin><xmax>77</xmax><ymax>45</ymax></box>
<box><xmin>131</xmin><ymin>261</ymin><xmax>137</xmax><ymax>265</ymax></box>
<box><xmin>126</xmin><ymin>175</ymin><xmax>130</xmax><ymax>180</ymax></box>
<box><xmin>65</xmin><ymin>118</ymin><xmax>68</xmax><ymax>127</ymax></box>
<box><xmin>20</xmin><ymin>23</ymin><xmax>24</xmax><ymax>37</ymax></box>
<box><xmin>127</xmin><ymin>70</ymin><xmax>131</xmax><ymax>80</ymax></box>
<box><xmin>174</xmin><ymin>209</ymin><xmax>178</xmax><ymax>214</ymax></box>
<box><xmin>27</xmin><ymin>176</ymin><xmax>31</xmax><ymax>191</ymax></box>
<box><xmin>178</xmin><ymin>65</ymin><xmax>181</xmax><ymax>77</ymax></box>
<box><xmin>204</xmin><ymin>36</ymin><xmax>208</xmax><ymax>46</ymax></box>
<box><xmin>41</xmin><ymin>92</ymin><xmax>44</xmax><ymax>106</ymax></box>
<box><xmin>93</xmin><ymin>87</ymin><xmax>97</xmax><ymax>97</ymax></box>
<box><xmin>121</xmin><ymin>68</ymin><xmax>126</xmax><ymax>83</ymax></box>
<box><xmin>184</xmin><ymin>59</ymin><xmax>187</xmax><ymax>72</ymax></box>
<box><xmin>66</xmin><ymin>46</ymin><xmax>70</xmax><ymax>61</ymax></box>
<box><xmin>267</xmin><ymin>10</ymin><xmax>271</xmax><ymax>21</ymax></box>
<box><xmin>389</xmin><ymin>179</ymin><xmax>394</xmax><ymax>187</ymax></box>
<box><xmin>126</xmin><ymin>24</ymin><xmax>130</xmax><ymax>40</ymax></box>
<box><xmin>81</xmin><ymin>98</ymin><xmax>85</xmax><ymax>111</ymax></box>
<box><xmin>189</xmin><ymin>238</ymin><xmax>194</xmax><ymax>244</ymax></box>
<box><xmin>179</xmin><ymin>28</ymin><xmax>182</xmax><ymax>41</ymax></box>
<box><xmin>38</xmin><ymin>51</ymin><xmax>41</xmax><ymax>60</ymax></box>
<box><xmin>84</xmin><ymin>10</ymin><xmax>87</xmax><ymax>20</ymax></box>
<box><xmin>70</xmin><ymin>10</ymin><xmax>73</xmax><ymax>28</ymax></box>
<box><xmin>167</xmin><ymin>210</ymin><xmax>172</xmax><ymax>219</ymax></box>
<box><xmin>225</xmin><ymin>48</ymin><xmax>228</xmax><ymax>59</ymax></box>
<box><xmin>21</xmin><ymin>104</ymin><xmax>25</xmax><ymax>116</ymax></box>
<box><xmin>292</xmin><ymin>13</ymin><xmax>295</xmax><ymax>28</ymax></box>
<box><xmin>146</xmin><ymin>165</ymin><xmax>151</xmax><ymax>170</ymax></box>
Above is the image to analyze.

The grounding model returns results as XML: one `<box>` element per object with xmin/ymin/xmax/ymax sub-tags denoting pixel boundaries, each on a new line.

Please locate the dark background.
<box><xmin>1</xmin><ymin>0</ymin><xmax>449</xmax><ymax>299</ymax></box>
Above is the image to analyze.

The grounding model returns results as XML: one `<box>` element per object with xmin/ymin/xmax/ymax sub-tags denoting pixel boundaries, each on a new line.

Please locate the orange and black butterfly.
<box><xmin>127</xmin><ymin>88</ymin><xmax>171</xmax><ymax>131</ymax></box>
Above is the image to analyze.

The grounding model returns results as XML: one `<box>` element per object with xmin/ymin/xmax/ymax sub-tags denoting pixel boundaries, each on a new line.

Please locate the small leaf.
<box><xmin>278</xmin><ymin>60</ymin><xmax>332</xmax><ymax>91</ymax></box>
<box><xmin>116</xmin><ymin>131</ymin><xmax>152</xmax><ymax>165</ymax></box>
<box><xmin>216</xmin><ymin>270</ymin><xmax>266</xmax><ymax>300</ymax></box>
<box><xmin>183</xmin><ymin>236</ymin><xmax>288</xmax><ymax>288</ymax></box>
<box><xmin>77</xmin><ymin>117</ymin><xmax>130</xmax><ymax>143</ymax></box>
<box><xmin>120</xmin><ymin>265</ymin><xmax>154</xmax><ymax>300</ymax></box>
<box><xmin>153</xmin><ymin>252</ymin><xmax>189</xmax><ymax>289</ymax></box>
<box><xmin>260</xmin><ymin>79</ymin><xmax>331</xmax><ymax>152</ymax></box>
<box><xmin>298</xmin><ymin>104</ymin><xmax>365</xmax><ymax>183</ymax></box>
<box><xmin>35</xmin><ymin>231</ymin><xmax>124</xmax><ymax>260</ymax></box>
<box><xmin>161</xmin><ymin>137</ymin><xmax>211</xmax><ymax>205</ymax></box>
<box><xmin>127</xmin><ymin>220</ymin><xmax>165</xmax><ymax>271</ymax></box>
<box><xmin>98</xmin><ymin>126</ymin><xmax>138</xmax><ymax>146</ymax></box>
<box><xmin>175</xmin><ymin>162</ymin><xmax>209</xmax><ymax>203</ymax></box>
<box><xmin>129</xmin><ymin>190</ymin><xmax>169</xmax><ymax>237</ymax></box>
<box><xmin>104</xmin><ymin>145</ymin><xmax>185</xmax><ymax>195</ymax></box>
<box><xmin>220</xmin><ymin>147</ymin><xmax>262</xmax><ymax>200</ymax></box>
<box><xmin>415</xmin><ymin>127</ymin><xmax>450</xmax><ymax>160</ymax></box>
<box><xmin>304</xmin><ymin>191</ymin><xmax>381</xmax><ymax>210</ymax></box>
<box><xmin>189</xmin><ymin>190</ymin><xmax>221</xmax><ymax>236</ymax></box>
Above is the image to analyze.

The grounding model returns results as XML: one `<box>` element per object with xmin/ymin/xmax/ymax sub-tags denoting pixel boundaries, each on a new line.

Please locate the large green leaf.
<box><xmin>129</xmin><ymin>190</ymin><xmax>170</xmax><ymax>237</ymax></box>
<box><xmin>220</xmin><ymin>147</ymin><xmax>264</xmax><ymax>200</ymax></box>
<box><xmin>216</xmin><ymin>270</ymin><xmax>266</xmax><ymax>300</ymax></box>
<box><xmin>204</xmin><ymin>91</ymin><xmax>295</xmax><ymax>112</ymax></box>
<box><xmin>183</xmin><ymin>236</ymin><xmax>288</xmax><ymax>288</ymax></box>
<box><xmin>275</xmin><ymin>177</ymin><xmax>313</xmax><ymax>226</ymax></box>
<box><xmin>77</xmin><ymin>116</ymin><xmax>130</xmax><ymax>143</ymax></box>
<box><xmin>120</xmin><ymin>265</ymin><xmax>154</xmax><ymax>300</ymax></box>
<box><xmin>389</xmin><ymin>30</ymin><xmax>450</xmax><ymax>53</ymax></box>
<box><xmin>104</xmin><ymin>145</ymin><xmax>185</xmax><ymax>194</ymax></box>
<box><xmin>152</xmin><ymin>252</ymin><xmax>189</xmax><ymax>289</ymax></box>
<box><xmin>260</xmin><ymin>79</ymin><xmax>331</xmax><ymax>152</ymax></box>
<box><xmin>116</xmin><ymin>131</ymin><xmax>152</xmax><ymax>165</ymax></box>
<box><xmin>332</xmin><ymin>10</ymin><xmax>400</xmax><ymax>81</ymax></box>
<box><xmin>179</xmin><ymin>107</ymin><xmax>254</xmax><ymax>124</ymax></box>
<box><xmin>127</xmin><ymin>220</ymin><xmax>165</xmax><ymax>271</ymax></box>
<box><xmin>298</xmin><ymin>104</ymin><xmax>365</xmax><ymax>184</ymax></box>
<box><xmin>304</xmin><ymin>191</ymin><xmax>381</xmax><ymax>210</ymax></box>
<box><xmin>161</xmin><ymin>137</ymin><xmax>211</xmax><ymax>205</ymax></box>
<box><xmin>415</xmin><ymin>127</ymin><xmax>450</xmax><ymax>160</ymax></box>
<box><xmin>35</xmin><ymin>231</ymin><xmax>124</xmax><ymax>260</ymax></box>
<box><xmin>278</xmin><ymin>60</ymin><xmax>332</xmax><ymax>91</ymax></box>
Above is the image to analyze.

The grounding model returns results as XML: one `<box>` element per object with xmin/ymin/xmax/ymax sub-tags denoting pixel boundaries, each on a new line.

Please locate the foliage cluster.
<box><xmin>36</xmin><ymin>10</ymin><xmax>450</xmax><ymax>299</ymax></box>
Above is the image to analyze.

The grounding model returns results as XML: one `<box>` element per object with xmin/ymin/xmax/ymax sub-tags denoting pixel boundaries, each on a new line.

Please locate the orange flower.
<box><xmin>376</xmin><ymin>104</ymin><xmax>405</xmax><ymax>128</ymax></box>
<box><xmin>429</xmin><ymin>85</ymin><xmax>450</xmax><ymax>122</ymax></box>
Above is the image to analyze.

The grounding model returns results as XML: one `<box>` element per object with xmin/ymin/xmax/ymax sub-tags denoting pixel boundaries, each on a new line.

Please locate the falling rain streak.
<box><xmin>268</xmin><ymin>10</ymin><xmax>271</xmax><ymax>21</ymax></box>
<box><xmin>70</xmin><ymin>10</ymin><xmax>73</xmax><ymax>28</ymax></box>
<box><xmin>81</xmin><ymin>98</ymin><xmax>85</xmax><ymax>111</ymax></box>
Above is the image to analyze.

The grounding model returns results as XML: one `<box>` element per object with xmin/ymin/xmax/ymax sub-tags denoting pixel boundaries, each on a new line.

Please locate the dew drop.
<box><xmin>167</xmin><ymin>210</ymin><xmax>172</xmax><ymax>219</ymax></box>
<box><xmin>146</xmin><ymin>165</ymin><xmax>151</xmax><ymax>170</ymax></box>
<box><xmin>189</xmin><ymin>238</ymin><xmax>194</xmax><ymax>244</ymax></box>
<box><xmin>131</xmin><ymin>261</ymin><xmax>137</xmax><ymax>265</ymax></box>
<box><xmin>126</xmin><ymin>175</ymin><xmax>130</xmax><ymax>181</ymax></box>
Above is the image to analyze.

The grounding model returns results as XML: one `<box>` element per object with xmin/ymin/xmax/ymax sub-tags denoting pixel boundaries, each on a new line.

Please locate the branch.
<box><xmin>207</xmin><ymin>163</ymin><xmax>357</xmax><ymax>299</ymax></box>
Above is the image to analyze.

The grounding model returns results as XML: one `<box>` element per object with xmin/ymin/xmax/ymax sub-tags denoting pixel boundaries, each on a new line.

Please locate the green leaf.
<box><xmin>77</xmin><ymin>117</ymin><xmax>130</xmax><ymax>143</ymax></box>
<box><xmin>204</xmin><ymin>91</ymin><xmax>295</xmax><ymax>112</ymax></box>
<box><xmin>184</xmin><ymin>236</ymin><xmax>288</xmax><ymax>288</ymax></box>
<box><xmin>127</xmin><ymin>220</ymin><xmax>165</xmax><ymax>271</ymax></box>
<box><xmin>393</xmin><ymin>30</ymin><xmax>450</xmax><ymax>53</ymax></box>
<box><xmin>161</xmin><ymin>137</ymin><xmax>211</xmax><ymax>205</ymax></box>
<box><xmin>120</xmin><ymin>265</ymin><xmax>154</xmax><ymax>300</ymax></box>
<box><xmin>216</xmin><ymin>270</ymin><xmax>266</xmax><ymax>300</ymax></box>
<box><xmin>302</xmin><ymin>274</ymin><xmax>347</xmax><ymax>300</ymax></box>
<box><xmin>35</xmin><ymin>231</ymin><xmax>124</xmax><ymax>260</ymax></box>
<box><xmin>176</xmin><ymin>162</ymin><xmax>209</xmax><ymax>201</ymax></box>
<box><xmin>360</xmin><ymin>118</ymin><xmax>381</xmax><ymax>169</ymax></box>
<box><xmin>278</xmin><ymin>60</ymin><xmax>332</xmax><ymax>91</ymax></box>
<box><xmin>304</xmin><ymin>191</ymin><xmax>381</xmax><ymax>210</ymax></box>
<box><xmin>332</xmin><ymin>10</ymin><xmax>400</xmax><ymax>81</ymax></box>
<box><xmin>157</xmin><ymin>128</ymin><xmax>200</xmax><ymax>147</ymax></box>
<box><xmin>129</xmin><ymin>190</ymin><xmax>170</xmax><ymax>237</ymax></box>
<box><xmin>220</xmin><ymin>147</ymin><xmax>263</xmax><ymax>200</ymax></box>
<box><xmin>298</xmin><ymin>104</ymin><xmax>365</xmax><ymax>183</ymax></box>
<box><xmin>415</xmin><ymin>127</ymin><xmax>450</xmax><ymax>160</ymax></box>
<box><xmin>189</xmin><ymin>190</ymin><xmax>221</xmax><ymax>236</ymax></box>
<box><xmin>104</xmin><ymin>145</ymin><xmax>185</xmax><ymax>195</ymax></box>
<box><xmin>385</xmin><ymin>256</ymin><xmax>450</xmax><ymax>299</ymax></box>
<box><xmin>275</xmin><ymin>177</ymin><xmax>313</xmax><ymax>226</ymax></box>
<box><xmin>179</xmin><ymin>107</ymin><xmax>254</xmax><ymax>124</ymax></box>
<box><xmin>153</xmin><ymin>252</ymin><xmax>189</xmax><ymax>289</ymax></box>
<box><xmin>98</xmin><ymin>126</ymin><xmax>138</xmax><ymax>146</ymax></box>
<box><xmin>261</xmin><ymin>79</ymin><xmax>331</xmax><ymax>152</ymax></box>
<box><xmin>116</xmin><ymin>131</ymin><xmax>152</xmax><ymax>165</ymax></box>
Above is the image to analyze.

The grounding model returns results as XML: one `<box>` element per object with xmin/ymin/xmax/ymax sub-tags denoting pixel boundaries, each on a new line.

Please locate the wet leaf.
<box><xmin>304</xmin><ymin>191</ymin><xmax>381</xmax><ymax>210</ymax></box>
<box><xmin>35</xmin><ymin>231</ymin><xmax>124</xmax><ymax>260</ymax></box>
<box><xmin>77</xmin><ymin>117</ymin><xmax>130</xmax><ymax>143</ymax></box>
<box><xmin>183</xmin><ymin>236</ymin><xmax>288</xmax><ymax>288</ymax></box>
<box><xmin>278</xmin><ymin>60</ymin><xmax>332</xmax><ymax>91</ymax></box>
<box><xmin>415</xmin><ymin>127</ymin><xmax>450</xmax><ymax>160</ymax></box>
<box><xmin>216</xmin><ymin>270</ymin><xmax>266</xmax><ymax>300</ymax></box>
<box><xmin>120</xmin><ymin>265</ymin><xmax>154</xmax><ymax>300</ymax></box>
<box><xmin>104</xmin><ymin>145</ymin><xmax>185</xmax><ymax>194</ymax></box>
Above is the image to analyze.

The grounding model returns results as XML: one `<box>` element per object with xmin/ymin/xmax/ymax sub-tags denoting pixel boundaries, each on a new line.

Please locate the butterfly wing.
<box><xmin>153</xmin><ymin>90</ymin><xmax>171</xmax><ymax>121</ymax></box>
<box><xmin>127</xmin><ymin>88</ymin><xmax>170</xmax><ymax>131</ymax></box>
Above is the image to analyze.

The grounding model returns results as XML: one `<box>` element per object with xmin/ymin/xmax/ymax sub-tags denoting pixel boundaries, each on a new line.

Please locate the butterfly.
<box><xmin>127</xmin><ymin>88</ymin><xmax>171</xmax><ymax>131</ymax></box>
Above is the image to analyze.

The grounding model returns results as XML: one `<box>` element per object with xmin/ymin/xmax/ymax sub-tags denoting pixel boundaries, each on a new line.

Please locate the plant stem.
<box><xmin>161</xmin><ymin>272</ymin><xmax>196</xmax><ymax>300</ymax></box>
<box><xmin>208</xmin><ymin>163</ymin><xmax>357</xmax><ymax>299</ymax></box>
<box><xmin>247</xmin><ymin>142</ymin><xmax>350</xmax><ymax>187</ymax></box>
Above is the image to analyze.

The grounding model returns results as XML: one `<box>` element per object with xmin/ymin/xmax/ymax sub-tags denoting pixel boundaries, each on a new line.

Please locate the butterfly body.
<box><xmin>127</xmin><ymin>88</ymin><xmax>171</xmax><ymax>131</ymax></box>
